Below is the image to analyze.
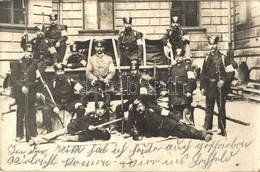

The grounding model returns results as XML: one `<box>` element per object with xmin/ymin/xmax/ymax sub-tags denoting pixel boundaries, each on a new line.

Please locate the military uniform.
<box><xmin>117</xmin><ymin>17</ymin><xmax>143</xmax><ymax>66</ymax></box>
<box><xmin>168</xmin><ymin>60</ymin><xmax>196</xmax><ymax>124</ymax></box>
<box><xmin>67</xmin><ymin>111</ymin><xmax>111</xmax><ymax>142</ymax></box>
<box><xmin>200</xmin><ymin>36</ymin><xmax>235</xmax><ymax>135</ymax></box>
<box><xmin>45</xmin><ymin>14</ymin><xmax>68</xmax><ymax>63</ymax></box>
<box><xmin>127</xmin><ymin>97</ymin><xmax>212</xmax><ymax>141</ymax></box>
<box><xmin>86</xmin><ymin>39</ymin><xmax>115</xmax><ymax>114</ymax></box>
<box><xmin>9</xmin><ymin>55</ymin><xmax>42</xmax><ymax>139</ymax></box>
<box><xmin>51</xmin><ymin>64</ymin><xmax>86</xmax><ymax>119</ymax></box>
<box><xmin>21</xmin><ymin>25</ymin><xmax>58</xmax><ymax>76</ymax></box>
<box><xmin>66</xmin><ymin>44</ymin><xmax>87</xmax><ymax>69</ymax></box>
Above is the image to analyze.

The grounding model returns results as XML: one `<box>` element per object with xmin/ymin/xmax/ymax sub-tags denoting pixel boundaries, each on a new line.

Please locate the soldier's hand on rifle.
<box><xmin>166</xmin><ymin>42</ymin><xmax>172</xmax><ymax>49</ymax></box>
<box><xmin>22</xmin><ymin>30</ymin><xmax>28</xmax><ymax>38</ymax></box>
<box><xmin>180</xmin><ymin>119</ymin><xmax>186</xmax><ymax>125</ymax></box>
<box><xmin>186</xmin><ymin>92</ymin><xmax>192</xmax><ymax>97</ymax></box>
<box><xmin>22</xmin><ymin>86</ymin><xmax>28</xmax><ymax>94</ymax></box>
<box><xmin>91</xmin><ymin>78</ymin><xmax>98</xmax><ymax>86</ymax></box>
<box><xmin>217</xmin><ymin>80</ymin><xmax>225</xmax><ymax>88</ymax></box>
<box><xmin>104</xmin><ymin>79</ymin><xmax>110</xmax><ymax>87</ymax></box>
<box><xmin>36</xmin><ymin>93</ymin><xmax>45</xmax><ymax>100</ymax></box>
<box><xmin>55</xmin><ymin>41</ymin><xmax>60</xmax><ymax>48</ymax></box>
<box><xmin>53</xmin><ymin>107</ymin><xmax>60</xmax><ymax>114</ymax></box>
<box><xmin>201</xmin><ymin>89</ymin><xmax>205</xmax><ymax>95</ymax></box>
<box><xmin>88</xmin><ymin>125</ymin><xmax>96</xmax><ymax>131</ymax></box>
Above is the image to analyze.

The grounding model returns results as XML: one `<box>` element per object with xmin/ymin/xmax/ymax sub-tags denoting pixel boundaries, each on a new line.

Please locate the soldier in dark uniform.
<box><xmin>114</xmin><ymin>60</ymin><xmax>164</xmax><ymax>133</ymax></box>
<box><xmin>21</xmin><ymin>25</ymin><xmax>58</xmax><ymax>76</ymax></box>
<box><xmin>51</xmin><ymin>63</ymin><xmax>86</xmax><ymax>120</ymax></box>
<box><xmin>117</xmin><ymin>17</ymin><xmax>143</xmax><ymax>66</ymax></box>
<box><xmin>125</xmin><ymin>95</ymin><xmax>213</xmax><ymax>142</ymax></box>
<box><xmin>161</xmin><ymin>16</ymin><xmax>190</xmax><ymax>59</ymax></box>
<box><xmin>9</xmin><ymin>44</ymin><xmax>42</xmax><ymax>143</ymax></box>
<box><xmin>45</xmin><ymin>14</ymin><xmax>68</xmax><ymax>63</ymax></box>
<box><xmin>66</xmin><ymin>43</ymin><xmax>87</xmax><ymax>69</ymax></box>
<box><xmin>200</xmin><ymin>36</ymin><xmax>236</xmax><ymax>136</ymax></box>
<box><xmin>226</xmin><ymin>42</ymin><xmax>238</xmax><ymax>69</ymax></box>
<box><xmin>86</xmin><ymin>39</ymin><xmax>115</xmax><ymax>120</ymax></box>
<box><xmin>29</xmin><ymin>102</ymin><xmax>110</xmax><ymax>145</ymax></box>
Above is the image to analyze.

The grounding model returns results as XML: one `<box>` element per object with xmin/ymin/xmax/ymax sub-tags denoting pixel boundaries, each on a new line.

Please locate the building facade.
<box><xmin>0</xmin><ymin>0</ymin><xmax>259</xmax><ymax>80</ymax></box>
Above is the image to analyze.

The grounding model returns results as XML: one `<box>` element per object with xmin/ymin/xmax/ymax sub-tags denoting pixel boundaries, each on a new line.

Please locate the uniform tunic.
<box><xmin>117</xmin><ymin>29</ymin><xmax>143</xmax><ymax>65</ymax></box>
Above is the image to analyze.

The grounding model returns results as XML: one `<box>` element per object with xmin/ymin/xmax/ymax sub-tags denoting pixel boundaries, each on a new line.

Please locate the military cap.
<box><xmin>70</xmin><ymin>44</ymin><xmax>78</xmax><ymax>52</ymax></box>
<box><xmin>130</xmin><ymin>60</ymin><xmax>140</xmax><ymax>70</ymax></box>
<box><xmin>176</xmin><ymin>48</ymin><xmax>185</xmax><ymax>56</ymax></box>
<box><xmin>49</xmin><ymin>13</ymin><xmax>58</xmax><ymax>21</ymax></box>
<box><xmin>53</xmin><ymin>63</ymin><xmax>65</xmax><ymax>71</ymax></box>
<box><xmin>93</xmin><ymin>39</ymin><xmax>105</xmax><ymax>47</ymax></box>
<box><xmin>171</xmin><ymin>16</ymin><xmax>181</xmax><ymax>23</ymax></box>
<box><xmin>34</xmin><ymin>25</ymin><xmax>45</xmax><ymax>32</ymax></box>
<box><xmin>123</xmin><ymin>17</ymin><xmax>133</xmax><ymax>24</ymax></box>
<box><xmin>24</xmin><ymin>43</ymin><xmax>33</xmax><ymax>52</ymax></box>
<box><xmin>208</xmin><ymin>36</ymin><xmax>220</xmax><ymax>45</ymax></box>
<box><xmin>96</xmin><ymin>102</ymin><xmax>106</xmax><ymax>109</ymax></box>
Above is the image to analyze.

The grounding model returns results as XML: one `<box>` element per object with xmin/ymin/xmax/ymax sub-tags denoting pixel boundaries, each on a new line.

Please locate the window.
<box><xmin>0</xmin><ymin>0</ymin><xmax>25</xmax><ymax>25</ymax></box>
<box><xmin>97</xmin><ymin>0</ymin><xmax>114</xmax><ymax>29</ymax></box>
<box><xmin>171</xmin><ymin>1</ymin><xmax>199</xmax><ymax>27</ymax></box>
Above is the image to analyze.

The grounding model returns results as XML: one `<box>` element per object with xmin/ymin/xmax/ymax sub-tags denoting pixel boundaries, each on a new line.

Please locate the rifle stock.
<box><xmin>24</xmin><ymin>73</ymin><xmax>31</xmax><ymax>142</ymax></box>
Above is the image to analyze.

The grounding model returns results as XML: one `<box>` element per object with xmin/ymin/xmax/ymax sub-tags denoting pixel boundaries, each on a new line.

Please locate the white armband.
<box><xmin>161</xmin><ymin>108</ymin><xmax>169</xmax><ymax>116</ymax></box>
<box><xmin>137</xmin><ymin>39</ymin><xmax>143</xmax><ymax>45</ymax></box>
<box><xmin>80</xmin><ymin>60</ymin><xmax>87</xmax><ymax>66</ymax></box>
<box><xmin>49</xmin><ymin>47</ymin><xmax>56</xmax><ymax>54</ymax></box>
<box><xmin>187</xmin><ymin>71</ymin><xmax>195</xmax><ymax>79</ymax></box>
<box><xmin>225</xmin><ymin>64</ymin><xmax>235</xmax><ymax>72</ymax></box>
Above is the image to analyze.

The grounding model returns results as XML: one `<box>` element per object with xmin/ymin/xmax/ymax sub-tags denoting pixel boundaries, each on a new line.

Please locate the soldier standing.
<box><xmin>45</xmin><ymin>14</ymin><xmax>68</xmax><ymax>63</ymax></box>
<box><xmin>9</xmin><ymin>44</ymin><xmax>41</xmax><ymax>143</ymax></box>
<box><xmin>51</xmin><ymin>63</ymin><xmax>86</xmax><ymax>120</ymax></box>
<box><xmin>86</xmin><ymin>39</ymin><xmax>115</xmax><ymax>119</ymax></box>
<box><xmin>168</xmin><ymin>48</ymin><xmax>196</xmax><ymax>125</ymax></box>
<box><xmin>117</xmin><ymin>17</ymin><xmax>143</xmax><ymax>66</ymax></box>
<box><xmin>21</xmin><ymin>25</ymin><xmax>58</xmax><ymax>76</ymax></box>
<box><xmin>200</xmin><ymin>36</ymin><xmax>236</xmax><ymax>136</ymax></box>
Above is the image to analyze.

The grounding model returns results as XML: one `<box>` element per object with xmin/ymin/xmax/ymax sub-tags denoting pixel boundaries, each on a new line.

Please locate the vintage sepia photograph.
<box><xmin>0</xmin><ymin>0</ymin><xmax>259</xmax><ymax>171</ymax></box>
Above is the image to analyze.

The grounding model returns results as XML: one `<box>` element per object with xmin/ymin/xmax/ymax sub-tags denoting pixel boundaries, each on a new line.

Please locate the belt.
<box><xmin>209</xmin><ymin>79</ymin><xmax>216</xmax><ymax>82</ymax></box>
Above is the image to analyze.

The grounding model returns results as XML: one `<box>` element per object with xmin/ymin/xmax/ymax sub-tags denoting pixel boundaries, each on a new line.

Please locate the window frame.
<box><xmin>0</xmin><ymin>0</ymin><xmax>26</xmax><ymax>26</ymax></box>
<box><xmin>171</xmin><ymin>1</ymin><xmax>200</xmax><ymax>27</ymax></box>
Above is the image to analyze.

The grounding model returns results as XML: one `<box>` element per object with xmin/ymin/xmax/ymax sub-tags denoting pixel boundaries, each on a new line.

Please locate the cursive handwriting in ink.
<box><xmin>111</xmin><ymin>142</ymin><xmax>129</xmax><ymax>158</ymax></box>
<box><xmin>62</xmin><ymin>157</ymin><xmax>113</xmax><ymax>167</ymax></box>
<box><xmin>8</xmin><ymin>144</ymin><xmax>27</xmax><ymax>156</ymax></box>
<box><xmin>55</xmin><ymin>145</ymin><xmax>85</xmax><ymax>154</ymax></box>
<box><xmin>86</xmin><ymin>143</ymin><xmax>109</xmax><ymax>157</ymax></box>
<box><xmin>128</xmin><ymin>143</ymin><xmax>161</xmax><ymax>157</ymax></box>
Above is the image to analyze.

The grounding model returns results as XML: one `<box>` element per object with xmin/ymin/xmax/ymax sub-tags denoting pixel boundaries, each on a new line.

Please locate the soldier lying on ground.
<box><xmin>123</xmin><ymin>95</ymin><xmax>213</xmax><ymax>142</ymax></box>
<box><xmin>29</xmin><ymin>102</ymin><xmax>111</xmax><ymax>145</ymax></box>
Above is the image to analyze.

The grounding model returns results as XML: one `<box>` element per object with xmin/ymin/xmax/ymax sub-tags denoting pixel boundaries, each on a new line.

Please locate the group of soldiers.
<box><xmin>6</xmin><ymin>14</ymin><xmax>237</xmax><ymax>145</ymax></box>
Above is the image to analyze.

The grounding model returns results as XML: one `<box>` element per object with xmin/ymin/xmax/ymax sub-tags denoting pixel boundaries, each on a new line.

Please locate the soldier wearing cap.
<box><xmin>86</xmin><ymin>39</ymin><xmax>115</xmax><ymax>120</ymax></box>
<box><xmin>167</xmin><ymin>48</ymin><xmax>197</xmax><ymax>125</ymax></box>
<box><xmin>200</xmin><ymin>36</ymin><xmax>236</xmax><ymax>136</ymax></box>
<box><xmin>66</xmin><ymin>43</ymin><xmax>87</xmax><ymax>69</ymax></box>
<box><xmin>9</xmin><ymin>44</ymin><xmax>43</xmax><ymax>143</ymax></box>
<box><xmin>45</xmin><ymin>14</ymin><xmax>68</xmax><ymax>63</ymax></box>
<box><xmin>51</xmin><ymin>63</ymin><xmax>86</xmax><ymax>121</ymax></box>
<box><xmin>21</xmin><ymin>25</ymin><xmax>58</xmax><ymax>76</ymax></box>
<box><xmin>161</xmin><ymin>16</ymin><xmax>190</xmax><ymax>60</ymax></box>
<box><xmin>117</xmin><ymin>17</ymin><xmax>143</xmax><ymax>66</ymax></box>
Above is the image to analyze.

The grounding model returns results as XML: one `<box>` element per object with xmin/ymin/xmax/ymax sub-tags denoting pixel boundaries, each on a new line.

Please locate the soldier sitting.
<box><xmin>21</xmin><ymin>25</ymin><xmax>58</xmax><ymax>76</ymax></box>
<box><xmin>66</xmin><ymin>43</ymin><xmax>87</xmax><ymax>69</ymax></box>
<box><xmin>51</xmin><ymin>63</ymin><xmax>87</xmax><ymax>122</ymax></box>
<box><xmin>30</xmin><ymin>102</ymin><xmax>111</xmax><ymax>145</ymax></box>
<box><xmin>45</xmin><ymin>13</ymin><xmax>68</xmax><ymax>63</ymax></box>
<box><xmin>124</xmin><ymin>95</ymin><xmax>213</xmax><ymax>142</ymax></box>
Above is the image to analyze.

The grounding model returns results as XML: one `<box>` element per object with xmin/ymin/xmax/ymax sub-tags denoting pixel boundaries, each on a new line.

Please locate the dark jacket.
<box><xmin>200</xmin><ymin>50</ymin><xmax>235</xmax><ymax>98</ymax></box>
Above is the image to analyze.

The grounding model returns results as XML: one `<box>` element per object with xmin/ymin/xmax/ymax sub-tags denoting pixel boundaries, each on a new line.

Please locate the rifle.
<box><xmin>216</xmin><ymin>66</ymin><xmax>227</xmax><ymax>136</ymax></box>
<box><xmin>75</xmin><ymin>117</ymin><xmax>125</xmax><ymax>135</ymax></box>
<box><xmin>22</xmin><ymin>0</ymin><xmax>28</xmax><ymax>43</ymax></box>
<box><xmin>24</xmin><ymin>72</ymin><xmax>31</xmax><ymax>142</ymax></box>
<box><xmin>112</xmin><ymin>38</ymin><xmax>125</xmax><ymax>134</ymax></box>
<box><xmin>36</xmin><ymin>70</ymin><xmax>65</xmax><ymax>128</ymax></box>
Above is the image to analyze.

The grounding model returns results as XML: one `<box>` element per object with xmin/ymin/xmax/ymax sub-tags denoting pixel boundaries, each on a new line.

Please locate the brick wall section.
<box><xmin>231</xmin><ymin>1</ymin><xmax>260</xmax><ymax>81</ymax></box>
<box><xmin>114</xmin><ymin>1</ymin><xmax>171</xmax><ymax>40</ymax></box>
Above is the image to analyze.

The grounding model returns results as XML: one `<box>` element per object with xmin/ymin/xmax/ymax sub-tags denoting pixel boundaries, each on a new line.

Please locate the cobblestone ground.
<box><xmin>0</xmin><ymin>88</ymin><xmax>259</xmax><ymax>171</ymax></box>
